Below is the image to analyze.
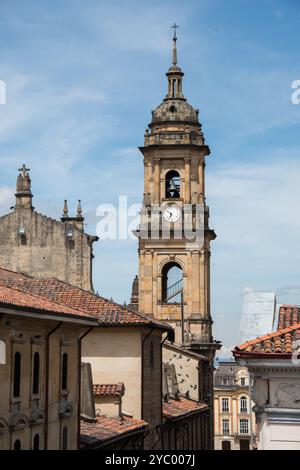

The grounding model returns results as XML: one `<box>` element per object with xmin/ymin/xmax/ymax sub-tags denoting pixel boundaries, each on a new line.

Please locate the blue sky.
<box><xmin>0</xmin><ymin>0</ymin><xmax>300</xmax><ymax>356</ymax></box>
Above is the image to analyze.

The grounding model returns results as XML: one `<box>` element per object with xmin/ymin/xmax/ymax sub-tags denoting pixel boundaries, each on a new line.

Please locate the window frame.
<box><xmin>221</xmin><ymin>397</ymin><xmax>229</xmax><ymax>413</ymax></box>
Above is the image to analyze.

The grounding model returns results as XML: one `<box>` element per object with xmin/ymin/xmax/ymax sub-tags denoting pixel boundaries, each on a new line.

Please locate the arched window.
<box><xmin>13</xmin><ymin>439</ymin><xmax>21</xmax><ymax>450</ymax></box>
<box><xmin>32</xmin><ymin>352</ymin><xmax>40</xmax><ymax>395</ymax></box>
<box><xmin>33</xmin><ymin>433</ymin><xmax>40</xmax><ymax>450</ymax></box>
<box><xmin>61</xmin><ymin>353</ymin><xmax>68</xmax><ymax>391</ymax></box>
<box><xmin>62</xmin><ymin>426</ymin><xmax>68</xmax><ymax>450</ymax></box>
<box><xmin>0</xmin><ymin>339</ymin><xmax>6</xmax><ymax>364</ymax></box>
<box><xmin>13</xmin><ymin>352</ymin><xmax>21</xmax><ymax>398</ymax></box>
<box><xmin>240</xmin><ymin>396</ymin><xmax>248</xmax><ymax>413</ymax></box>
<box><xmin>166</xmin><ymin>170</ymin><xmax>180</xmax><ymax>199</ymax></box>
<box><xmin>162</xmin><ymin>262</ymin><xmax>183</xmax><ymax>303</ymax></box>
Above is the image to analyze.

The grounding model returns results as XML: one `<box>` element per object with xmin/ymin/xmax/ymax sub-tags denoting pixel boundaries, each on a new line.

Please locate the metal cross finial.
<box><xmin>171</xmin><ymin>22</ymin><xmax>179</xmax><ymax>39</ymax></box>
<box><xmin>18</xmin><ymin>163</ymin><xmax>30</xmax><ymax>176</ymax></box>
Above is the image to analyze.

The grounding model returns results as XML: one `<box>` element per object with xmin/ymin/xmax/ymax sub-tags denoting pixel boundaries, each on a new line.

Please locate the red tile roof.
<box><xmin>0</xmin><ymin>268</ymin><xmax>172</xmax><ymax>331</ymax></box>
<box><xmin>80</xmin><ymin>415</ymin><xmax>147</xmax><ymax>447</ymax></box>
<box><xmin>93</xmin><ymin>383</ymin><xmax>125</xmax><ymax>397</ymax></box>
<box><xmin>0</xmin><ymin>282</ymin><xmax>97</xmax><ymax>323</ymax></box>
<box><xmin>163</xmin><ymin>396</ymin><xmax>208</xmax><ymax>420</ymax></box>
<box><xmin>278</xmin><ymin>305</ymin><xmax>300</xmax><ymax>329</ymax></box>
<box><xmin>234</xmin><ymin>323</ymin><xmax>300</xmax><ymax>357</ymax></box>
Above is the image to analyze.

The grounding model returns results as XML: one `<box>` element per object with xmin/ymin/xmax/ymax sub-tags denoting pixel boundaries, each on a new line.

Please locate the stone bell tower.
<box><xmin>136</xmin><ymin>27</ymin><xmax>220</xmax><ymax>361</ymax></box>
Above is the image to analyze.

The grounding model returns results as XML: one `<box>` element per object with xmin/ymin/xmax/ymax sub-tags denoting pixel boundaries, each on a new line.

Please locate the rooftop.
<box><xmin>93</xmin><ymin>383</ymin><xmax>125</xmax><ymax>397</ymax></box>
<box><xmin>163</xmin><ymin>396</ymin><xmax>208</xmax><ymax>420</ymax></box>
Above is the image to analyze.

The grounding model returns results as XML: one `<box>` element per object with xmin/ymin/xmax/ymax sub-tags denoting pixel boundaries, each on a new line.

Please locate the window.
<box><xmin>33</xmin><ymin>434</ymin><xmax>40</xmax><ymax>450</ymax></box>
<box><xmin>240</xmin><ymin>396</ymin><xmax>248</xmax><ymax>413</ymax></box>
<box><xmin>221</xmin><ymin>398</ymin><xmax>229</xmax><ymax>412</ymax></box>
<box><xmin>241</xmin><ymin>377</ymin><xmax>245</xmax><ymax>386</ymax></box>
<box><xmin>32</xmin><ymin>352</ymin><xmax>40</xmax><ymax>395</ymax></box>
<box><xmin>222</xmin><ymin>419</ymin><xmax>230</xmax><ymax>436</ymax></box>
<box><xmin>13</xmin><ymin>439</ymin><xmax>21</xmax><ymax>450</ymax></box>
<box><xmin>13</xmin><ymin>352</ymin><xmax>21</xmax><ymax>398</ymax></box>
<box><xmin>222</xmin><ymin>377</ymin><xmax>229</xmax><ymax>385</ymax></box>
<box><xmin>239</xmin><ymin>419</ymin><xmax>249</xmax><ymax>434</ymax></box>
<box><xmin>165</xmin><ymin>170</ymin><xmax>180</xmax><ymax>199</ymax></box>
<box><xmin>162</xmin><ymin>262</ymin><xmax>183</xmax><ymax>303</ymax></box>
<box><xmin>61</xmin><ymin>353</ymin><xmax>68</xmax><ymax>391</ymax></box>
<box><xmin>0</xmin><ymin>339</ymin><xmax>6</xmax><ymax>364</ymax></box>
<box><xmin>62</xmin><ymin>426</ymin><xmax>68</xmax><ymax>450</ymax></box>
<box><xmin>222</xmin><ymin>440</ymin><xmax>231</xmax><ymax>450</ymax></box>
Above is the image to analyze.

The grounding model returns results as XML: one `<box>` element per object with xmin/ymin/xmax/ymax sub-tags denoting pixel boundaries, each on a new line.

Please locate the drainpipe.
<box><xmin>77</xmin><ymin>327</ymin><xmax>95</xmax><ymax>449</ymax></box>
<box><xmin>44</xmin><ymin>322</ymin><xmax>62</xmax><ymax>450</ymax></box>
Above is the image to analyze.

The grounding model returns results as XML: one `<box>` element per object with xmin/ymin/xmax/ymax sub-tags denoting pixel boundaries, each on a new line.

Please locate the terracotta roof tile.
<box><xmin>80</xmin><ymin>415</ymin><xmax>147</xmax><ymax>447</ymax></box>
<box><xmin>93</xmin><ymin>383</ymin><xmax>125</xmax><ymax>397</ymax></box>
<box><xmin>234</xmin><ymin>323</ymin><xmax>300</xmax><ymax>356</ymax></box>
<box><xmin>0</xmin><ymin>282</ymin><xmax>96</xmax><ymax>322</ymax></box>
<box><xmin>278</xmin><ymin>305</ymin><xmax>300</xmax><ymax>329</ymax></box>
<box><xmin>163</xmin><ymin>396</ymin><xmax>208</xmax><ymax>420</ymax></box>
<box><xmin>0</xmin><ymin>268</ymin><xmax>172</xmax><ymax>330</ymax></box>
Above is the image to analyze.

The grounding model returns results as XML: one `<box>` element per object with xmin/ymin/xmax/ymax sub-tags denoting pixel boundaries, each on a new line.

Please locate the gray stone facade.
<box><xmin>0</xmin><ymin>165</ymin><xmax>98</xmax><ymax>291</ymax></box>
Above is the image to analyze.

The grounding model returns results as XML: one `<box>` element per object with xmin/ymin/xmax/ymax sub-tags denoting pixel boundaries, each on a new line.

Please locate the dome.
<box><xmin>151</xmin><ymin>99</ymin><xmax>199</xmax><ymax>125</ymax></box>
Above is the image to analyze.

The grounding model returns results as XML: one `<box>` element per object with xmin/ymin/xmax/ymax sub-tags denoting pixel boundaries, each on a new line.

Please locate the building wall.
<box><xmin>82</xmin><ymin>328</ymin><xmax>142</xmax><ymax>419</ymax></box>
<box><xmin>0</xmin><ymin>314</ymin><xmax>80</xmax><ymax>450</ymax></box>
<box><xmin>252</xmin><ymin>370</ymin><xmax>300</xmax><ymax>450</ymax></box>
<box><xmin>214</xmin><ymin>366</ymin><xmax>256</xmax><ymax>450</ymax></box>
<box><xmin>0</xmin><ymin>208</ymin><xmax>95</xmax><ymax>291</ymax></box>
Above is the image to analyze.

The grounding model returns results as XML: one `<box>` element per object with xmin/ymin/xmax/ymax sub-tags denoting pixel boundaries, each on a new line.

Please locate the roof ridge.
<box><xmin>236</xmin><ymin>322</ymin><xmax>300</xmax><ymax>351</ymax></box>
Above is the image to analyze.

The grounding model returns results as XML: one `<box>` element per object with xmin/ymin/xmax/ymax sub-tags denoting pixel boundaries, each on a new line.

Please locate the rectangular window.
<box><xmin>221</xmin><ymin>397</ymin><xmax>229</xmax><ymax>412</ymax></box>
<box><xmin>222</xmin><ymin>419</ymin><xmax>230</xmax><ymax>435</ymax></box>
<box><xmin>241</xmin><ymin>377</ymin><xmax>245</xmax><ymax>386</ymax></box>
<box><xmin>240</xmin><ymin>397</ymin><xmax>248</xmax><ymax>413</ymax></box>
<box><xmin>222</xmin><ymin>377</ymin><xmax>229</xmax><ymax>385</ymax></box>
<box><xmin>239</xmin><ymin>419</ymin><xmax>249</xmax><ymax>434</ymax></box>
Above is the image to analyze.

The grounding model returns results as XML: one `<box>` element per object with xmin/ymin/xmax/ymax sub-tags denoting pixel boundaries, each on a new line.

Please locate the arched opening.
<box><xmin>32</xmin><ymin>352</ymin><xmax>40</xmax><ymax>395</ymax></box>
<box><xmin>240</xmin><ymin>396</ymin><xmax>248</xmax><ymax>413</ymax></box>
<box><xmin>162</xmin><ymin>262</ymin><xmax>183</xmax><ymax>303</ymax></box>
<box><xmin>0</xmin><ymin>339</ymin><xmax>6</xmax><ymax>364</ymax></box>
<box><xmin>13</xmin><ymin>352</ymin><xmax>21</xmax><ymax>398</ymax></box>
<box><xmin>13</xmin><ymin>439</ymin><xmax>21</xmax><ymax>450</ymax></box>
<box><xmin>33</xmin><ymin>433</ymin><xmax>40</xmax><ymax>450</ymax></box>
<box><xmin>165</xmin><ymin>170</ymin><xmax>180</xmax><ymax>199</ymax></box>
<box><xmin>62</xmin><ymin>426</ymin><xmax>68</xmax><ymax>450</ymax></box>
<box><xmin>61</xmin><ymin>353</ymin><xmax>68</xmax><ymax>391</ymax></box>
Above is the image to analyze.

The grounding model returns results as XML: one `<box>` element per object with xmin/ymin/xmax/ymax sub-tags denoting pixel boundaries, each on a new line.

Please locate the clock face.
<box><xmin>163</xmin><ymin>205</ymin><xmax>181</xmax><ymax>223</ymax></box>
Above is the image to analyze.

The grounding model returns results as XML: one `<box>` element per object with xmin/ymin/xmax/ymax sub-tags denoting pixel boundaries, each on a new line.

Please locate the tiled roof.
<box><xmin>234</xmin><ymin>323</ymin><xmax>300</xmax><ymax>356</ymax></box>
<box><xmin>93</xmin><ymin>383</ymin><xmax>124</xmax><ymax>397</ymax></box>
<box><xmin>278</xmin><ymin>305</ymin><xmax>300</xmax><ymax>329</ymax></box>
<box><xmin>163</xmin><ymin>396</ymin><xmax>208</xmax><ymax>420</ymax></box>
<box><xmin>0</xmin><ymin>282</ymin><xmax>96</xmax><ymax>323</ymax></box>
<box><xmin>80</xmin><ymin>415</ymin><xmax>147</xmax><ymax>447</ymax></box>
<box><xmin>0</xmin><ymin>268</ymin><xmax>172</xmax><ymax>330</ymax></box>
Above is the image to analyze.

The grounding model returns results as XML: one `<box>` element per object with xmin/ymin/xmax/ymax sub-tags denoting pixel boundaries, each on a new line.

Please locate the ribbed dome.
<box><xmin>151</xmin><ymin>99</ymin><xmax>199</xmax><ymax>125</ymax></box>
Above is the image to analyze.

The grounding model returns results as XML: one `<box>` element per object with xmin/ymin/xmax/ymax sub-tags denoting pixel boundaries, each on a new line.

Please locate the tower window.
<box><xmin>33</xmin><ymin>433</ymin><xmax>40</xmax><ymax>450</ymax></box>
<box><xmin>166</xmin><ymin>170</ymin><xmax>180</xmax><ymax>199</ymax></box>
<box><xmin>61</xmin><ymin>353</ymin><xmax>68</xmax><ymax>391</ymax></box>
<box><xmin>62</xmin><ymin>426</ymin><xmax>68</xmax><ymax>450</ymax></box>
<box><xmin>162</xmin><ymin>262</ymin><xmax>183</xmax><ymax>303</ymax></box>
<box><xmin>169</xmin><ymin>105</ymin><xmax>177</xmax><ymax>114</ymax></box>
<box><xmin>13</xmin><ymin>439</ymin><xmax>21</xmax><ymax>450</ymax></box>
<box><xmin>172</xmin><ymin>79</ymin><xmax>176</xmax><ymax>97</ymax></box>
<box><xmin>13</xmin><ymin>352</ymin><xmax>21</xmax><ymax>398</ymax></box>
<box><xmin>32</xmin><ymin>352</ymin><xmax>40</xmax><ymax>395</ymax></box>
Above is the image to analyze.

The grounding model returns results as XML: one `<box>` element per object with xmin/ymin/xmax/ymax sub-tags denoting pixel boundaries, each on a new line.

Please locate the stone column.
<box><xmin>154</xmin><ymin>158</ymin><xmax>160</xmax><ymax>204</ymax></box>
<box><xmin>198</xmin><ymin>160</ymin><xmax>205</xmax><ymax>203</ymax></box>
<box><xmin>184</xmin><ymin>157</ymin><xmax>191</xmax><ymax>203</ymax></box>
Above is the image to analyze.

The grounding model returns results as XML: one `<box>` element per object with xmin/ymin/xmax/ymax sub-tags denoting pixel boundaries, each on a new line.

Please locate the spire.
<box><xmin>165</xmin><ymin>24</ymin><xmax>184</xmax><ymax>100</ymax></box>
<box><xmin>171</xmin><ymin>22</ymin><xmax>179</xmax><ymax>66</ymax></box>
<box><xmin>76</xmin><ymin>199</ymin><xmax>83</xmax><ymax>218</ymax></box>
<box><xmin>15</xmin><ymin>164</ymin><xmax>33</xmax><ymax>210</ymax></box>
<box><xmin>62</xmin><ymin>199</ymin><xmax>68</xmax><ymax>218</ymax></box>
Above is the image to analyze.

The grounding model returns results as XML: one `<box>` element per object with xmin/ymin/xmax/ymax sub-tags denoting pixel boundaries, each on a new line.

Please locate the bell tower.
<box><xmin>136</xmin><ymin>27</ymin><xmax>220</xmax><ymax>360</ymax></box>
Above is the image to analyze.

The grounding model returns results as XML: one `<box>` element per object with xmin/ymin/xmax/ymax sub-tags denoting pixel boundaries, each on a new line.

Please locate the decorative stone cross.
<box><xmin>18</xmin><ymin>164</ymin><xmax>30</xmax><ymax>177</ymax></box>
<box><xmin>171</xmin><ymin>22</ymin><xmax>179</xmax><ymax>38</ymax></box>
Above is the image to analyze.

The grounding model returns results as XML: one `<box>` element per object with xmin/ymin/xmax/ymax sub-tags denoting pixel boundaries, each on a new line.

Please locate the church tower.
<box><xmin>136</xmin><ymin>27</ymin><xmax>220</xmax><ymax>361</ymax></box>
